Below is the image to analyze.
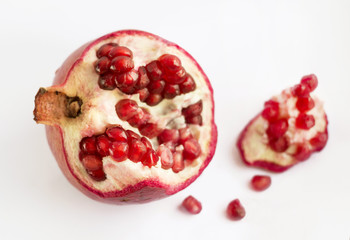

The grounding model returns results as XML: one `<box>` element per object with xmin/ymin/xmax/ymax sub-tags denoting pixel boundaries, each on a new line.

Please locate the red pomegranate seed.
<box><xmin>108</xmin><ymin>46</ymin><xmax>133</xmax><ymax>58</ymax></box>
<box><xmin>157</xmin><ymin>129</ymin><xmax>180</xmax><ymax>144</ymax></box>
<box><xmin>95</xmin><ymin>56</ymin><xmax>111</xmax><ymax>74</ymax></box>
<box><xmin>182</xmin><ymin>100</ymin><xmax>203</xmax><ymax>118</ymax></box>
<box><xmin>96</xmin><ymin>43</ymin><xmax>118</xmax><ymax>58</ymax></box>
<box><xmin>157</xmin><ymin>145</ymin><xmax>174</xmax><ymax>169</ymax></box>
<box><xmin>115</xmin><ymin>99</ymin><xmax>139</xmax><ymax>121</ymax></box>
<box><xmin>158</xmin><ymin>54</ymin><xmax>182</xmax><ymax>71</ymax></box>
<box><xmin>80</xmin><ymin>137</ymin><xmax>97</xmax><ymax>154</ymax></box>
<box><xmin>135</xmin><ymin>66</ymin><xmax>150</xmax><ymax>89</ymax></box>
<box><xmin>164</xmin><ymin>67</ymin><xmax>186</xmax><ymax>84</ymax></box>
<box><xmin>119</xmin><ymin>85</ymin><xmax>136</xmax><ymax>94</ymax></box>
<box><xmin>87</xmin><ymin>168</ymin><xmax>106</xmax><ymax>181</ymax></box>
<box><xmin>146</xmin><ymin>94</ymin><xmax>163</xmax><ymax>106</ymax></box>
<box><xmin>109</xmin><ymin>141</ymin><xmax>129</xmax><ymax>162</ymax></box>
<box><xmin>301</xmin><ymin>74</ymin><xmax>318</xmax><ymax>92</ymax></box>
<box><xmin>110</xmin><ymin>56</ymin><xmax>134</xmax><ymax>73</ymax></box>
<box><xmin>291</xmin><ymin>83</ymin><xmax>310</xmax><ymax>97</ymax></box>
<box><xmin>96</xmin><ymin>135</ymin><xmax>110</xmax><ymax>157</ymax></box>
<box><xmin>128</xmin><ymin>139</ymin><xmax>147</xmax><ymax>162</ymax></box>
<box><xmin>182</xmin><ymin>196</ymin><xmax>202</xmax><ymax>214</ymax></box>
<box><xmin>179</xmin><ymin>74</ymin><xmax>196</xmax><ymax>93</ymax></box>
<box><xmin>141</xmin><ymin>149</ymin><xmax>159</xmax><ymax>167</ymax></box>
<box><xmin>141</xmin><ymin>137</ymin><xmax>152</xmax><ymax>149</ymax></box>
<box><xmin>296</xmin><ymin>96</ymin><xmax>315</xmax><ymax>112</ymax></box>
<box><xmin>310</xmin><ymin>132</ymin><xmax>328</xmax><ymax>151</ymax></box>
<box><xmin>148</xmin><ymin>80</ymin><xmax>165</xmax><ymax>94</ymax></box>
<box><xmin>251</xmin><ymin>175</ymin><xmax>271</xmax><ymax>191</ymax></box>
<box><xmin>295</xmin><ymin>113</ymin><xmax>315</xmax><ymax>130</ymax></box>
<box><xmin>163</xmin><ymin>84</ymin><xmax>180</xmax><ymax>99</ymax></box>
<box><xmin>183</xmin><ymin>138</ymin><xmax>201</xmax><ymax>160</ymax></box>
<box><xmin>179</xmin><ymin>127</ymin><xmax>193</xmax><ymax>144</ymax></box>
<box><xmin>82</xmin><ymin>155</ymin><xmax>103</xmax><ymax>171</ymax></box>
<box><xmin>261</xmin><ymin>100</ymin><xmax>279</xmax><ymax>122</ymax></box>
<box><xmin>139</xmin><ymin>123</ymin><xmax>162</xmax><ymax>138</ymax></box>
<box><xmin>293</xmin><ymin>144</ymin><xmax>311</xmax><ymax>161</ymax></box>
<box><xmin>106</xmin><ymin>126</ymin><xmax>128</xmax><ymax>142</ymax></box>
<box><xmin>185</xmin><ymin>115</ymin><xmax>203</xmax><ymax>125</ymax></box>
<box><xmin>269</xmin><ymin>136</ymin><xmax>289</xmax><ymax>152</ymax></box>
<box><xmin>266</xmin><ymin>118</ymin><xmax>289</xmax><ymax>139</ymax></box>
<box><xmin>126</xmin><ymin>130</ymin><xmax>141</xmax><ymax>141</ymax></box>
<box><xmin>128</xmin><ymin>108</ymin><xmax>150</xmax><ymax>128</ymax></box>
<box><xmin>146</xmin><ymin>60</ymin><xmax>163</xmax><ymax>81</ymax></box>
<box><xmin>116</xmin><ymin>69</ymin><xmax>139</xmax><ymax>88</ymax></box>
<box><xmin>172</xmin><ymin>150</ymin><xmax>184</xmax><ymax>173</ymax></box>
<box><xmin>226</xmin><ymin>199</ymin><xmax>246</xmax><ymax>221</ymax></box>
<box><xmin>137</xmin><ymin>88</ymin><xmax>150</xmax><ymax>102</ymax></box>
<box><xmin>98</xmin><ymin>74</ymin><xmax>117</xmax><ymax>90</ymax></box>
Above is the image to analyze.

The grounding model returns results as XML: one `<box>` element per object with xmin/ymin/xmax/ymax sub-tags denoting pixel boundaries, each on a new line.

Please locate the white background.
<box><xmin>0</xmin><ymin>0</ymin><xmax>349</xmax><ymax>239</ymax></box>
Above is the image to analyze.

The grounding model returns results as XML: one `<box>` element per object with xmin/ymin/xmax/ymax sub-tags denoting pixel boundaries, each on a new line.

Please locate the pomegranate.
<box><xmin>33</xmin><ymin>30</ymin><xmax>217</xmax><ymax>203</ymax></box>
<box><xmin>237</xmin><ymin>74</ymin><xmax>328</xmax><ymax>172</ymax></box>
<box><xmin>181</xmin><ymin>195</ymin><xmax>202</xmax><ymax>214</ymax></box>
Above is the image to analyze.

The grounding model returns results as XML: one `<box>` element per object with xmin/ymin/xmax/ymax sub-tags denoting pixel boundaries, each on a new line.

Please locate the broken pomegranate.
<box><xmin>237</xmin><ymin>74</ymin><xmax>328</xmax><ymax>172</ymax></box>
<box><xmin>226</xmin><ymin>199</ymin><xmax>246</xmax><ymax>220</ymax></box>
<box><xmin>33</xmin><ymin>30</ymin><xmax>217</xmax><ymax>203</ymax></box>
<box><xmin>182</xmin><ymin>195</ymin><xmax>202</xmax><ymax>214</ymax></box>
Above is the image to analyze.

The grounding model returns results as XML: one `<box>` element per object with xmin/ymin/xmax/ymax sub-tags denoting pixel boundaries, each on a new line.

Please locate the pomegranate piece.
<box><xmin>182</xmin><ymin>196</ymin><xmax>202</xmax><ymax>214</ymax></box>
<box><xmin>226</xmin><ymin>199</ymin><xmax>246</xmax><ymax>221</ymax></box>
<box><xmin>251</xmin><ymin>175</ymin><xmax>271</xmax><ymax>191</ymax></box>
<box><xmin>115</xmin><ymin>99</ymin><xmax>139</xmax><ymax>121</ymax></box>
<box><xmin>237</xmin><ymin>74</ymin><xmax>328</xmax><ymax>172</ymax></box>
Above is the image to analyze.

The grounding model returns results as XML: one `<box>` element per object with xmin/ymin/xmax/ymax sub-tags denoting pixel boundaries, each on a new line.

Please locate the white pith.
<box><xmin>54</xmin><ymin>34</ymin><xmax>214</xmax><ymax>193</ymax></box>
<box><xmin>241</xmin><ymin>88</ymin><xmax>327</xmax><ymax>167</ymax></box>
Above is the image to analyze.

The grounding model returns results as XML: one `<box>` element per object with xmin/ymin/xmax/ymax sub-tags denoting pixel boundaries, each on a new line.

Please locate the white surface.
<box><xmin>0</xmin><ymin>0</ymin><xmax>349</xmax><ymax>239</ymax></box>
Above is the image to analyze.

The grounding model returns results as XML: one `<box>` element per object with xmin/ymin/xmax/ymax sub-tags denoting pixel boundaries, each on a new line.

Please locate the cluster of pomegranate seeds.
<box><xmin>95</xmin><ymin>44</ymin><xmax>196</xmax><ymax>106</ymax></box>
<box><xmin>182</xmin><ymin>100</ymin><xmax>203</xmax><ymax>125</ymax></box>
<box><xmin>251</xmin><ymin>175</ymin><xmax>271</xmax><ymax>191</ymax></box>
<box><xmin>182</xmin><ymin>196</ymin><xmax>202</xmax><ymax>214</ymax></box>
<box><xmin>226</xmin><ymin>199</ymin><xmax>246</xmax><ymax>221</ymax></box>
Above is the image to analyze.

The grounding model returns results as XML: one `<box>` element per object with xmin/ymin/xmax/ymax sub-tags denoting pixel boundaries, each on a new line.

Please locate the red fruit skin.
<box><xmin>237</xmin><ymin>115</ymin><xmax>328</xmax><ymax>172</ymax></box>
<box><xmin>43</xmin><ymin>30</ymin><xmax>217</xmax><ymax>204</ymax></box>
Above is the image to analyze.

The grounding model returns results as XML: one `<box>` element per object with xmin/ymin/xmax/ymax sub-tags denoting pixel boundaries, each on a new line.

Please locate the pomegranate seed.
<box><xmin>179</xmin><ymin>127</ymin><xmax>193</xmax><ymax>144</ymax></box>
<box><xmin>251</xmin><ymin>175</ymin><xmax>271</xmax><ymax>191</ymax></box>
<box><xmin>110</xmin><ymin>56</ymin><xmax>134</xmax><ymax>73</ymax></box>
<box><xmin>95</xmin><ymin>56</ymin><xmax>111</xmax><ymax>74</ymax></box>
<box><xmin>139</xmin><ymin>123</ymin><xmax>162</xmax><ymax>138</ymax></box>
<box><xmin>158</xmin><ymin>54</ymin><xmax>182</xmax><ymax>71</ymax></box>
<box><xmin>163</xmin><ymin>84</ymin><xmax>180</xmax><ymax>99</ymax></box>
<box><xmin>301</xmin><ymin>74</ymin><xmax>318</xmax><ymax>92</ymax></box>
<box><xmin>148</xmin><ymin>80</ymin><xmax>165</xmax><ymax>94</ymax></box>
<box><xmin>266</xmin><ymin>118</ymin><xmax>289</xmax><ymax>139</ymax></box>
<box><xmin>183</xmin><ymin>138</ymin><xmax>201</xmax><ymax>160</ymax></box>
<box><xmin>146</xmin><ymin>94</ymin><xmax>163</xmax><ymax>106</ymax></box>
<box><xmin>182</xmin><ymin>196</ymin><xmax>202</xmax><ymax>214</ymax></box>
<box><xmin>116</xmin><ymin>69</ymin><xmax>138</xmax><ymax>88</ymax></box>
<box><xmin>135</xmin><ymin>66</ymin><xmax>150</xmax><ymax>89</ymax></box>
<box><xmin>226</xmin><ymin>199</ymin><xmax>246</xmax><ymax>221</ymax></box>
<box><xmin>128</xmin><ymin>139</ymin><xmax>147</xmax><ymax>162</ymax></box>
<box><xmin>141</xmin><ymin>149</ymin><xmax>159</xmax><ymax>168</ymax></box>
<box><xmin>109</xmin><ymin>141</ymin><xmax>129</xmax><ymax>162</ymax></box>
<box><xmin>157</xmin><ymin>129</ymin><xmax>180</xmax><ymax>144</ymax></box>
<box><xmin>164</xmin><ymin>67</ymin><xmax>186</xmax><ymax>84</ymax></box>
<box><xmin>108</xmin><ymin>46</ymin><xmax>133</xmax><ymax>58</ymax></box>
<box><xmin>179</xmin><ymin>74</ymin><xmax>196</xmax><ymax>93</ymax></box>
<box><xmin>295</xmin><ymin>113</ymin><xmax>315</xmax><ymax>129</ymax></box>
<box><xmin>291</xmin><ymin>83</ymin><xmax>310</xmax><ymax>97</ymax></box>
<box><xmin>146</xmin><ymin>60</ymin><xmax>163</xmax><ymax>81</ymax></box>
<box><xmin>293</xmin><ymin>144</ymin><xmax>311</xmax><ymax>161</ymax></box>
<box><xmin>137</xmin><ymin>88</ymin><xmax>150</xmax><ymax>102</ymax></box>
<box><xmin>80</xmin><ymin>137</ymin><xmax>97</xmax><ymax>154</ymax></box>
<box><xmin>182</xmin><ymin>100</ymin><xmax>203</xmax><ymax>117</ymax></box>
<box><xmin>106</xmin><ymin>126</ymin><xmax>128</xmax><ymax>142</ymax></box>
<box><xmin>185</xmin><ymin>115</ymin><xmax>203</xmax><ymax>125</ymax></box>
<box><xmin>164</xmin><ymin>141</ymin><xmax>176</xmax><ymax>152</ymax></box>
<box><xmin>296</xmin><ymin>96</ymin><xmax>315</xmax><ymax>112</ymax></box>
<box><xmin>269</xmin><ymin>136</ymin><xmax>289</xmax><ymax>152</ymax></box>
<box><xmin>261</xmin><ymin>100</ymin><xmax>279</xmax><ymax>122</ymax></box>
<box><xmin>115</xmin><ymin>99</ymin><xmax>139</xmax><ymax>121</ymax></box>
<box><xmin>96</xmin><ymin>43</ymin><xmax>118</xmax><ymax>58</ymax></box>
<box><xmin>82</xmin><ymin>155</ymin><xmax>103</xmax><ymax>171</ymax></box>
<box><xmin>98</xmin><ymin>74</ymin><xmax>117</xmax><ymax>90</ymax></box>
<box><xmin>157</xmin><ymin>145</ymin><xmax>174</xmax><ymax>169</ymax></box>
<box><xmin>96</xmin><ymin>135</ymin><xmax>110</xmax><ymax>157</ymax></box>
<box><xmin>87</xmin><ymin>168</ymin><xmax>106</xmax><ymax>181</ymax></box>
<box><xmin>126</xmin><ymin>130</ymin><xmax>141</xmax><ymax>141</ymax></box>
<box><xmin>310</xmin><ymin>132</ymin><xmax>328</xmax><ymax>151</ymax></box>
<box><xmin>128</xmin><ymin>109</ymin><xmax>150</xmax><ymax>128</ymax></box>
<box><xmin>172</xmin><ymin>150</ymin><xmax>185</xmax><ymax>173</ymax></box>
<box><xmin>119</xmin><ymin>85</ymin><xmax>136</xmax><ymax>94</ymax></box>
<box><xmin>141</xmin><ymin>137</ymin><xmax>153</xmax><ymax>149</ymax></box>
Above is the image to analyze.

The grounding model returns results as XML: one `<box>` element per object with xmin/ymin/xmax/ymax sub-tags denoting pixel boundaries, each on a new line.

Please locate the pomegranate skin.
<box><xmin>42</xmin><ymin>30</ymin><xmax>217</xmax><ymax>203</ymax></box>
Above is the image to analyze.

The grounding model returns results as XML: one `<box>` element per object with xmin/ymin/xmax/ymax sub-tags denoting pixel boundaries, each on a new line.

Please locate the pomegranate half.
<box><xmin>33</xmin><ymin>30</ymin><xmax>217</xmax><ymax>203</ymax></box>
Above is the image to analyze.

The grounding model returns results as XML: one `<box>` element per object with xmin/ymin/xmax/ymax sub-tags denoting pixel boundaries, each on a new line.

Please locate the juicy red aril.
<box><xmin>108</xmin><ymin>46</ymin><xmax>133</xmax><ymax>58</ymax></box>
<box><xmin>179</xmin><ymin>75</ymin><xmax>196</xmax><ymax>93</ymax></box>
<box><xmin>110</xmin><ymin>56</ymin><xmax>134</xmax><ymax>74</ymax></box>
<box><xmin>141</xmin><ymin>137</ymin><xmax>152</xmax><ymax>149</ymax></box>
<box><xmin>157</xmin><ymin>129</ymin><xmax>180</xmax><ymax>144</ymax></box>
<box><xmin>126</xmin><ymin>130</ymin><xmax>141</xmax><ymax>141</ymax></box>
<box><xmin>95</xmin><ymin>57</ymin><xmax>111</xmax><ymax>75</ymax></box>
<box><xmin>157</xmin><ymin>145</ymin><xmax>174</xmax><ymax>169</ymax></box>
<box><xmin>226</xmin><ymin>199</ymin><xmax>246</xmax><ymax>221</ymax></box>
<box><xmin>141</xmin><ymin>149</ymin><xmax>159</xmax><ymax>168</ymax></box>
<box><xmin>296</xmin><ymin>96</ymin><xmax>315</xmax><ymax>112</ymax></box>
<box><xmin>172</xmin><ymin>150</ymin><xmax>185</xmax><ymax>173</ymax></box>
<box><xmin>119</xmin><ymin>86</ymin><xmax>135</xmax><ymax>94</ymax></box>
<box><xmin>88</xmin><ymin>169</ymin><xmax>106</xmax><ymax>181</ymax></box>
<box><xmin>115</xmin><ymin>99</ymin><xmax>139</xmax><ymax>121</ymax></box>
<box><xmin>301</xmin><ymin>74</ymin><xmax>318</xmax><ymax>92</ymax></box>
<box><xmin>98</xmin><ymin>74</ymin><xmax>116</xmax><ymax>90</ymax></box>
<box><xmin>127</xmin><ymin>108</ymin><xmax>150</xmax><ymax>128</ymax></box>
<box><xmin>110</xmin><ymin>141</ymin><xmax>129</xmax><ymax>162</ymax></box>
<box><xmin>137</xmin><ymin>88</ymin><xmax>150</xmax><ymax>102</ymax></box>
<box><xmin>185</xmin><ymin>115</ymin><xmax>203</xmax><ymax>125</ymax></box>
<box><xmin>251</xmin><ymin>175</ymin><xmax>271</xmax><ymax>191</ymax></box>
<box><xmin>164</xmin><ymin>67</ymin><xmax>186</xmax><ymax>84</ymax></box>
<box><xmin>158</xmin><ymin>54</ymin><xmax>182</xmax><ymax>71</ymax></box>
<box><xmin>269</xmin><ymin>136</ymin><xmax>289</xmax><ymax>152</ymax></box>
<box><xmin>183</xmin><ymin>138</ymin><xmax>201</xmax><ymax>160</ymax></box>
<box><xmin>295</xmin><ymin>113</ymin><xmax>315</xmax><ymax>130</ymax></box>
<box><xmin>146</xmin><ymin>60</ymin><xmax>163</xmax><ymax>81</ymax></box>
<box><xmin>139</xmin><ymin>123</ymin><xmax>162</xmax><ymax>138</ymax></box>
<box><xmin>96</xmin><ymin>135</ymin><xmax>110</xmax><ymax>156</ymax></box>
<box><xmin>135</xmin><ymin>66</ymin><xmax>150</xmax><ymax>89</ymax></box>
<box><xmin>262</xmin><ymin>100</ymin><xmax>279</xmax><ymax>122</ymax></box>
<box><xmin>291</xmin><ymin>83</ymin><xmax>310</xmax><ymax>97</ymax></box>
<box><xmin>128</xmin><ymin>139</ymin><xmax>147</xmax><ymax>162</ymax></box>
<box><xmin>293</xmin><ymin>145</ymin><xmax>311</xmax><ymax>161</ymax></box>
<box><xmin>163</xmin><ymin>84</ymin><xmax>180</xmax><ymax>99</ymax></box>
<box><xmin>106</xmin><ymin>126</ymin><xmax>128</xmax><ymax>142</ymax></box>
<box><xmin>266</xmin><ymin>118</ymin><xmax>289</xmax><ymax>139</ymax></box>
<box><xmin>310</xmin><ymin>132</ymin><xmax>328</xmax><ymax>151</ymax></box>
<box><xmin>146</xmin><ymin>94</ymin><xmax>163</xmax><ymax>106</ymax></box>
<box><xmin>182</xmin><ymin>196</ymin><xmax>202</xmax><ymax>214</ymax></box>
<box><xmin>81</xmin><ymin>155</ymin><xmax>103</xmax><ymax>171</ymax></box>
<box><xmin>179</xmin><ymin>127</ymin><xmax>193</xmax><ymax>144</ymax></box>
<box><xmin>116</xmin><ymin>69</ymin><xmax>138</xmax><ymax>88</ymax></box>
<box><xmin>80</xmin><ymin>137</ymin><xmax>97</xmax><ymax>154</ymax></box>
<box><xmin>182</xmin><ymin>100</ymin><xmax>203</xmax><ymax>118</ymax></box>
<box><xmin>148</xmin><ymin>80</ymin><xmax>165</xmax><ymax>94</ymax></box>
<box><xmin>96</xmin><ymin>43</ymin><xmax>118</xmax><ymax>58</ymax></box>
